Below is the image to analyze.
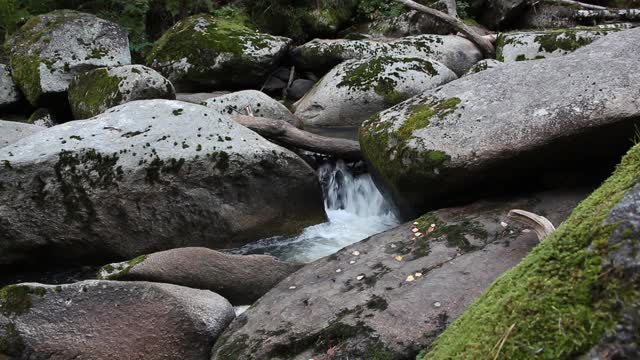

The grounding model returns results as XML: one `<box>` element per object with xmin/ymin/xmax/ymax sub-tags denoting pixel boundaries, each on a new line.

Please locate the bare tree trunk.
<box><xmin>443</xmin><ymin>0</ymin><xmax>459</xmax><ymax>17</ymax></box>
<box><xmin>232</xmin><ymin>115</ymin><xmax>362</xmax><ymax>161</ymax></box>
<box><xmin>554</xmin><ymin>0</ymin><xmax>607</xmax><ymax>10</ymax></box>
<box><xmin>394</xmin><ymin>0</ymin><xmax>495</xmax><ymax>57</ymax></box>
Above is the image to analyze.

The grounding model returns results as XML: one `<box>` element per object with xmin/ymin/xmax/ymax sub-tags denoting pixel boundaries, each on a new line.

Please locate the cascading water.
<box><xmin>232</xmin><ymin>160</ymin><xmax>400</xmax><ymax>262</ymax></box>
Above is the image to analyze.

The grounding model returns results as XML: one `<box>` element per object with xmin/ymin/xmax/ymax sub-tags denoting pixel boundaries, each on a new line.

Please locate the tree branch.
<box><xmin>394</xmin><ymin>0</ymin><xmax>495</xmax><ymax>57</ymax></box>
<box><xmin>507</xmin><ymin>209</ymin><xmax>556</xmax><ymax>241</ymax></box>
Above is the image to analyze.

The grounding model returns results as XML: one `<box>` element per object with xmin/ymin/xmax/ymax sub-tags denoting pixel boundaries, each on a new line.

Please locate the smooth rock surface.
<box><xmin>211</xmin><ymin>188</ymin><xmax>588</xmax><ymax>359</ymax></box>
<box><xmin>463</xmin><ymin>58</ymin><xmax>504</xmax><ymax>76</ymax></box>
<box><xmin>288</xmin><ymin>79</ymin><xmax>315</xmax><ymax>101</ymax></box>
<box><xmin>294</xmin><ymin>56</ymin><xmax>457</xmax><ymax>127</ymax></box>
<box><xmin>0</xmin><ymin>120</ymin><xmax>43</xmax><ymax>148</ymax></box>
<box><xmin>360</xmin><ymin>27</ymin><xmax>640</xmax><ymax>216</ymax></box>
<box><xmin>291</xmin><ymin>34</ymin><xmax>483</xmax><ymax>77</ymax></box>
<box><xmin>99</xmin><ymin>247</ymin><xmax>304</xmax><ymax>305</ymax></box>
<box><xmin>0</xmin><ymin>64</ymin><xmax>21</xmax><ymax>110</ymax></box>
<box><xmin>496</xmin><ymin>27</ymin><xmax>617</xmax><ymax>62</ymax></box>
<box><xmin>147</xmin><ymin>14</ymin><xmax>291</xmax><ymax>91</ymax></box>
<box><xmin>202</xmin><ymin>90</ymin><xmax>300</xmax><ymax>126</ymax></box>
<box><xmin>0</xmin><ymin>100</ymin><xmax>326</xmax><ymax>266</ymax></box>
<box><xmin>6</xmin><ymin>10</ymin><xmax>130</xmax><ymax>107</ymax></box>
<box><xmin>68</xmin><ymin>65</ymin><xmax>175</xmax><ymax>119</ymax></box>
<box><xmin>0</xmin><ymin>280</ymin><xmax>234</xmax><ymax>359</ymax></box>
<box><xmin>176</xmin><ymin>92</ymin><xmax>231</xmax><ymax>104</ymax></box>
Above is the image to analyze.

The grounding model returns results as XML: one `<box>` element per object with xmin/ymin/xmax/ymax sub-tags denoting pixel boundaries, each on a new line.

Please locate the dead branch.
<box><xmin>507</xmin><ymin>209</ymin><xmax>556</xmax><ymax>241</ymax></box>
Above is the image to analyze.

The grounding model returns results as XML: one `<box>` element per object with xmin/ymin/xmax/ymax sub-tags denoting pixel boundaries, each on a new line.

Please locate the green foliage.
<box><xmin>356</xmin><ymin>0</ymin><xmax>404</xmax><ymax>20</ymax></box>
<box><xmin>456</xmin><ymin>0</ymin><xmax>470</xmax><ymax>18</ymax></box>
<box><xmin>0</xmin><ymin>0</ymin><xmax>31</xmax><ymax>40</ymax></box>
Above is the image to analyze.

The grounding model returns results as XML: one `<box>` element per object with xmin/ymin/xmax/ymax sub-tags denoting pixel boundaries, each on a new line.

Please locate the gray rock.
<box><xmin>0</xmin><ymin>280</ymin><xmax>234</xmax><ymax>359</ymax></box>
<box><xmin>0</xmin><ymin>99</ymin><xmax>325</xmax><ymax>266</ymax></box>
<box><xmin>0</xmin><ymin>120</ymin><xmax>44</xmax><ymax>148</ymax></box>
<box><xmin>291</xmin><ymin>34</ymin><xmax>483</xmax><ymax>77</ymax></box>
<box><xmin>202</xmin><ymin>90</ymin><xmax>301</xmax><ymax>126</ymax></box>
<box><xmin>262</xmin><ymin>76</ymin><xmax>287</xmax><ymax>94</ymax></box>
<box><xmin>477</xmin><ymin>0</ymin><xmax>532</xmax><ymax>29</ymax></box>
<box><xmin>26</xmin><ymin>108</ymin><xmax>56</xmax><ymax>128</ymax></box>
<box><xmin>68</xmin><ymin>65</ymin><xmax>176</xmax><ymax>119</ymax></box>
<box><xmin>362</xmin><ymin>8</ymin><xmax>453</xmax><ymax>38</ymax></box>
<box><xmin>463</xmin><ymin>58</ymin><xmax>504</xmax><ymax>76</ymax></box>
<box><xmin>211</xmin><ymin>188</ymin><xmax>588</xmax><ymax>359</ymax></box>
<box><xmin>0</xmin><ymin>64</ymin><xmax>21</xmax><ymax>110</ymax></box>
<box><xmin>6</xmin><ymin>10</ymin><xmax>131</xmax><ymax>108</ymax></box>
<box><xmin>146</xmin><ymin>14</ymin><xmax>291</xmax><ymax>91</ymax></box>
<box><xmin>98</xmin><ymin>247</ymin><xmax>304</xmax><ymax>305</ymax></box>
<box><xmin>288</xmin><ymin>79</ymin><xmax>315</xmax><ymax>101</ymax></box>
<box><xmin>176</xmin><ymin>92</ymin><xmax>231</xmax><ymax>104</ymax></box>
<box><xmin>519</xmin><ymin>3</ymin><xmax>579</xmax><ymax>29</ymax></box>
<box><xmin>360</xmin><ymin>27</ymin><xmax>640</xmax><ymax>217</ymax></box>
<box><xmin>294</xmin><ymin>56</ymin><xmax>457</xmax><ymax>127</ymax></box>
<box><xmin>496</xmin><ymin>27</ymin><xmax>617</xmax><ymax>62</ymax></box>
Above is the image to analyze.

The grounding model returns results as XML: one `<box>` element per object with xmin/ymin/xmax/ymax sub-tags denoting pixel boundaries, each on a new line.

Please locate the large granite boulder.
<box><xmin>6</xmin><ymin>10</ymin><xmax>131</xmax><ymax>108</ymax></box>
<box><xmin>211</xmin><ymin>188</ymin><xmax>588</xmax><ymax>359</ymax></box>
<box><xmin>294</xmin><ymin>56</ymin><xmax>457</xmax><ymax>127</ymax></box>
<box><xmin>99</xmin><ymin>247</ymin><xmax>304</xmax><ymax>305</ymax></box>
<box><xmin>463</xmin><ymin>58</ymin><xmax>504</xmax><ymax>76</ymax></box>
<box><xmin>496</xmin><ymin>27</ymin><xmax>618</xmax><ymax>62</ymax></box>
<box><xmin>68</xmin><ymin>65</ymin><xmax>176</xmax><ymax>119</ymax></box>
<box><xmin>146</xmin><ymin>14</ymin><xmax>291</xmax><ymax>91</ymax></box>
<box><xmin>291</xmin><ymin>34</ymin><xmax>483</xmax><ymax>77</ymax></box>
<box><xmin>202</xmin><ymin>90</ymin><xmax>300</xmax><ymax>126</ymax></box>
<box><xmin>0</xmin><ymin>100</ymin><xmax>326</xmax><ymax>266</ymax></box>
<box><xmin>0</xmin><ymin>120</ymin><xmax>43</xmax><ymax>148</ymax></box>
<box><xmin>421</xmin><ymin>138</ymin><xmax>640</xmax><ymax>360</ymax></box>
<box><xmin>0</xmin><ymin>64</ymin><xmax>22</xmax><ymax>110</ymax></box>
<box><xmin>0</xmin><ymin>280</ymin><xmax>234</xmax><ymax>359</ymax></box>
<box><xmin>360</xmin><ymin>27</ymin><xmax>640</xmax><ymax>217</ymax></box>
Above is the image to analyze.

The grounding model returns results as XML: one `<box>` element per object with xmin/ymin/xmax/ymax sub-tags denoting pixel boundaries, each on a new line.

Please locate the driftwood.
<box><xmin>282</xmin><ymin>66</ymin><xmax>296</xmax><ymax>101</ymax></box>
<box><xmin>554</xmin><ymin>0</ymin><xmax>607</xmax><ymax>10</ymax></box>
<box><xmin>575</xmin><ymin>8</ymin><xmax>640</xmax><ymax>21</ymax></box>
<box><xmin>394</xmin><ymin>0</ymin><xmax>495</xmax><ymax>57</ymax></box>
<box><xmin>232</xmin><ymin>115</ymin><xmax>362</xmax><ymax>161</ymax></box>
<box><xmin>507</xmin><ymin>209</ymin><xmax>556</xmax><ymax>241</ymax></box>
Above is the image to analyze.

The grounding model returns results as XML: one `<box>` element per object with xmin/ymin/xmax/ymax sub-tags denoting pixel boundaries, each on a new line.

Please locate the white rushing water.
<box><xmin>231</xmin><ymin>161</ymin><xmax>400</xmax><ymax>262</ymax></box>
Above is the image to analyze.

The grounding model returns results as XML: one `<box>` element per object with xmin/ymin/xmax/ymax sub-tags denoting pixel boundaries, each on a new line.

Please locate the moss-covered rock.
<box><xmin>27</xmin><ymin>108</ymin><xmax>55</xmax><ymax>127</ymax></box>
<box><xmin>146</xmin><ymin>13</ymin><xmax>291</xmax><ymax>91</ymax></box>
<box><xmin>294</xmin><ymin>56</ymin><xmax>457</xmax><ymax>127</ymax></box>
<box><xmin>462</xmin><ymin>58</ymin><xmax>503</xmax><ymax>76</ymax></box>
<box><xmin>68</xmin><ymin>65</ymin><xmax>175</xmax><ymax>119</ymax></box>
<box><xmin>6</xmin><ymin>10</ymin><xmax>131</xmax><ymax>109</ymax></box>
<box><xmin>201</xmin><ymin>90</ymin><xmax>300</xmax><ymax>126</ymax></box>
<box><xmin>420</xmin><ymin>141</ymin><xmax>640</xmax><ymax>360</ymax></box>
<box><xmin>495</xmin><ymin>27</ymin><xmax>618</xmax><ymax>62</ymax></box>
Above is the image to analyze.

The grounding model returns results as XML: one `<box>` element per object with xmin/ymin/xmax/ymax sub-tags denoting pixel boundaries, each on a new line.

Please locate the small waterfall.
<box><xmin>232</xmin><ymin>160</ymin><xmax>400</xmax><ymax>262</ymax></box>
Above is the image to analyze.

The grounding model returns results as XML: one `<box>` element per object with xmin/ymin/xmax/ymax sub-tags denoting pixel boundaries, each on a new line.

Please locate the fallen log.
<box><xmin>232</xmin><ymin>115</ymin><xmax>362</xmax><ymax>161</ymax></box>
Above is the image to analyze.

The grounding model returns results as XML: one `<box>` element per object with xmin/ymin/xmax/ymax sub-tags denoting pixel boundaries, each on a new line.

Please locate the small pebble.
<box><xmin>406</xmin><ymin>275</ymin><xmax>415</xmax><ymax>282</ymax></box>
<box><xmin>394</xmin><ymin>255</ymin><xmax>403</xmax><ymax>261</ymax></box>
<box><xmin>433</xmin><ymin>301</ymin><xmax>441</xmax><ymax>308</ymax></box>
<box><xmin>289</xmin><ymin>286</ymin><xmax>297</xmax><ymax>290</ymax></box>
<box><xmin>415</xmin><ymin>272</ymin><xmax>423</xmax><ymax>277</ymax></box>
<box><xmin>415</xmin><ymin>232</ymin><xmax>423</xmax><ymax>237</ymax></box>
<box><xmin>352</xmin><ymin>251</ymin><xmax>360</xmax><ymax>256</ymax></box>
<box><xmin>411</xmin><ymin>228</ymin><xmax>419</xmax><ymax>233</ymax></box>
<box><xmin>349</xmin><ymin>260</ymin><xmax>356</xmax><ymax>264</ymax></box>
<box><xmin>413</xmin><ymin>222</ymin><xmax>419</xmax><ymax>225</ymax></box>
<box><xmin>356</xmin><ymin>275</ymin><xmax>364</xmax><ymax>280</ymax></box>
<box><xmin>390</xmin><ymin>244</ymin><xmax>397</xmax><ymax>248</ymax></box>
<box><xmin>501</xmin><ymin>221</ymin><xmax>508</xmax><ymax>227</ymax></box>
<box><xmin>336</xmin><ymin>269</ymin><xmax>342</xmax><ymax>273</ymax></box>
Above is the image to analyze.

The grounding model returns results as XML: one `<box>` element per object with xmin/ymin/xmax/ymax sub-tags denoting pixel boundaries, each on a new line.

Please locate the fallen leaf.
<box><xmin>415</xmin><ymin>272</ymin><xmax>423</xmax><ymax>277</ymax></box>
<box><xmin>336</xmin><ymin>269</ymin><xmax>342</xmax><ymax>273</ymax></box>
<box><xmin>289</xmin><ymin>286</ymin><xmax>297</xmax><ymax>290</ymax></box>
<box><xmin>394</xmin><ymin>255</ymin><xmax>403</xmax><ymax>261</ymax></box>
<box><xmin>411</xmin><ymin>228</ymin><xmax>419</xmax><ymax>233</ymax></box>
<box><xmin>427</xmin><ymin>226</ymin><xmax>435</xmax><ymax>233</ymax></box>
<box><xmin>406</xmin><ymin>275</ymin><xmax>415</xmax><ymax>282</ymax></box>
<box><xmin>356</xmin><ymin>275</ymin><xmax>364</xmax><ymax>280</ymax></box>
<box><xmin>349</xmin><ymin>260</ymin><xmax>356</xmax><ymax>264</ymax></box>
<box><xmin>352</xmin><ymin>251</ymin><xmax>360</xmax><ymax>256</ymax></box>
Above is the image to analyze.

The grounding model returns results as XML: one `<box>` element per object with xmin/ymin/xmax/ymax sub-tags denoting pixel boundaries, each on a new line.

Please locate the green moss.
<box><xmin>0</xmin><ymin>285</ymin><xmax>33</xmax><ymax>316</ymax></box>
<box><xmin>534</xmin><ymin>29</ymin><xmax>599</xmax><ymax>53</ymax></box>
<box><xmin>68</xmin><ymin>68</ymin><xmax>123</xmax><ymax>119</ymax></box>
<box><xmin>515</xmin><ymin>54</ymin><xmax>526</xmax><ymax>61</ymax></box>
<box><xmin>9</xmin><ymin>54</ymin><xmax>42</xmax><ymax>105</ymax></box>
<box><xmin>86</xmin><ymin>47</ymin><xmax>109</xmax><ymax>60</ymax></box>
<box><xmin>397</xmin><ymin>98</ymin><xmax>460</xmax><ymax>140</ymax></box>
<box><xmin>101</xmin><ymin>255</ymin><xmax>147</xmax><ymax>280</ymax></box>
<box><xmin>413</xmin><ymin>212</ymin><xmax>488</xmax><ymax>254</ymax></box>
<box><xmin>421</xmin><ymin>143</ymin><xmax>640</xmax><ymax>359</ymax></box>
<box><xmin>0</xmin><ymin>323</ymin><xmax>25</xmax><ymax>355</ymax></box>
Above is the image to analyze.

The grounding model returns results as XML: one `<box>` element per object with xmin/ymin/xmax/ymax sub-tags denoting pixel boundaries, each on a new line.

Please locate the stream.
<box><xmin>230</xmin><ymin>160</ymin><xmax>400</xmax><ymax>262</ymax></box>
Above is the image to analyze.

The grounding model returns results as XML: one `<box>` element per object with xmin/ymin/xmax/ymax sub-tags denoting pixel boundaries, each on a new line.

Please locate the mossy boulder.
<box><xmin>210</xmin><ymin>188</ymin><xmax>589</xmax><ymax>359</ymax></box>
<box><xmin>27</xmin><ymin>108</ymin><xmax>56</xmax><ymax>127</ymax></box>
<box><xmin>496</xmin><ymin>27</ymin><xmax>618</xmax><ymax>62</ymax></box>
<box><xmin>0</xmin><ymin>120</ymin><xmax>44</xmax><ymax>148</ymax></box>
<box><xmin>202</xmin><ymin>90</ymin><xmax>301</xmax><ymax>126</ymax></box>
<box><xmin>0</xmin><ymin>281</ymin><xmax>234</xmax><ymax>359</ymax></box>
<box><xmin>294</xmin><ymin>56</ymin><xmax>457</xmax><ymax>127</ymax></box>
<box><xmin>68</xmin><ymin>65</ymin><xmax>176</xmax><ymax>119</ymax></box>
<box><xmin>0</xmin><ymin>64</ymin><xmax>22</xmax><ymax>111</ymax></box>
<box><xmin>6</xmin><ymin>10</ymin><xmax>131</xmax><ymax>109</ymax></box>
<box><xmin>146</xmin><ymin>14</ymin><xmax>291</xmax><ymax>91</ymax></box>
<box><xmin>290</xmin><ymin>34</ymin><xmax>482</xmax><ymax>77</ymax></box>
<box><xmin>360</xmin><ymin>27</ymin><xmax>640</xmax><ymax>218</ymax></box>
<box><xmin>0</xmin><ymin>99</ymin><xmax>326</xmax><ymax>266</ymax></box>
<box><xmin>98</xmin><ymin>247</ymin><xmax>304</xmax><ymax>305</ymax></box>
<box><xmin>420</xmin><ymin>138</ymin><xmax>640</xmax><ymax>360</ymax></box>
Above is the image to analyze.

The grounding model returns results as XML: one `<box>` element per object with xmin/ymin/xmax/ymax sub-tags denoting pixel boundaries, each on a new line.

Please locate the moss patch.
<box><xmin>0</xmin><ymin>323</ymin><xmax>25</xmax><ymax>355</ymax></box>
<box><xmin>421</xmin><ymin>143</ymin><xmax>640</xmax><ymax>359</ymax></box>
<box><xmin>0</xmin><ymin>285</ymin><xmax>34</xmax><ymax>317</ymax></box>
<box><xmin>68</xmin><ymin>68</ymin><xmax>123</xmax><ymax>119</ymax></box>
<box><xmin>100</xmin><ymin>255</ymin><xmax>147</xmax><ymax>280</ymax></box>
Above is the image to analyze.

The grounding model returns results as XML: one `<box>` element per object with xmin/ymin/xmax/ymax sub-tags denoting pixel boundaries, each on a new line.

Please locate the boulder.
<box><xmin>475</xmin><ymin>0</ymin><xmax>533</xmax><ymax>29</ymax></box>
<box><xmin>0</xmin><ymin>64</ymin><xmax>22</xmax><ymax>110</ymax></box>
<box><xmin>360</xmin><ymin>27</ymin><xmax>640</xmax><ymax>217</ymax></box>
<box><xmin>202</xmin><ymin>90</ymin><xmax>301</xmax><ymax>126</ymax></box>
<box><xmin>294</xmin><ymin>56</ymin><xmax>457</xmax><ymax>127</ymax></box>
<box><xmin>496</xmin><ymin>27</ymin><xmax>617</xmax><ymax>62</ymax></box>
<box><xmin>0</xmin><ymin>100</ymin><xmax>326</xmax><ymax>266</ymax></box>
<box><xmin>291</xmin><ymin>34</ymin><xmax>483</xmax><ymax>77</ymax></box>
<box><xmin>146</xmin><ymin>14</ymin><xmax>291</xmax><ymax>91</ymax></box>
<box><xmin>0</xmin><ymin>280</ymin><xmax>234</xmax><ymax>359</ymax></box>
<box><xmin>68</xmin><ymin>65</ymin><xmax>176</xmax><ymax>119</ymax></box>
<box><xmin>463</xmin><ymin>58</ymin><xmax>504</xmax><ymax>76</ymax></box>
<box><xmin>420</xmin><ymin>139</ymin><xmax>640</xmax><ymax>360</ymax></box>
<box><xmin>288</xmin><ymin>79</ymin><xmax>315</xmax><ymax>101</ymax></box>
<box><xmin>176</xmin><ymin>92</ymin><xmax>231</xmax><ymax>104</ymax></box>
<box><xmin>210</xmin><ymin>188</ymin><xmax>588</xmax><ymax>359</ymax></box>
<box><xmin>519</xmin><ymin>3</ymin><xmax>579</xmax><ymax>29</ymax></box>
<box><xmin>0</xmin><ymin>120</ymin><xmax>43</xmax><ymax>148</ymax></box>
<box><xmin>98</xmin><ymin>247</ymin><xmax>304</xmax><ymax>305</ymax></box>
<box><xmin>27</xmin><ymin>108</ymin><xmax>56</xmax><ymax>128</ymax></box>
<box><xmin>6</xmin><ymin>10</ymin><xmax>131</xmax><ymax>108</ymax></box>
